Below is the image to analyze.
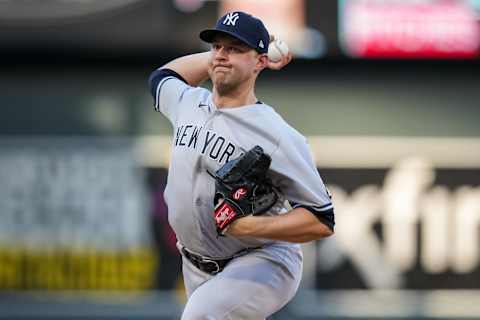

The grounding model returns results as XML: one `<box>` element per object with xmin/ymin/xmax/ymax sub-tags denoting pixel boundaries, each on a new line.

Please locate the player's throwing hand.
<box><xmin>267</xmin><ymin>35</ymin><xmax>293</xmax><ymax>70</ymax></box>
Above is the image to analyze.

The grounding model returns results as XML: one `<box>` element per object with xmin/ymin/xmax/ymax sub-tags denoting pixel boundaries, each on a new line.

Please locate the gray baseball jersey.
<box><xmin>149</xmin><ymin>68</ymin><xmax>334</xmax><ymax>278</ymax></box>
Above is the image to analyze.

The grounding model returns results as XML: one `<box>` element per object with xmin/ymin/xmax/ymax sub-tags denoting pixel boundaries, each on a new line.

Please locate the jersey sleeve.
<box><xmin>148</xmin><ymin>68</ymin><xmax>192</xmax><ymax>124</ymax></box>
<box><xmin>270</xmin><ymin>134</ymin><xmax>335</xmax><ymax>231</ymax></box>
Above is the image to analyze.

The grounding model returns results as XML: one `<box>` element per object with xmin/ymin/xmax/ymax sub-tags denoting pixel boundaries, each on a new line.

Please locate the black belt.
<box><xmin>181</xmin><ymin>246</ymin><xmax>260</xmax><ymax>275</ymax></box>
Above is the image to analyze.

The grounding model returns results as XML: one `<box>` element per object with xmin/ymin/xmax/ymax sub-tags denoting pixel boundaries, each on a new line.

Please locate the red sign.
<box><xmin>342</xmin><ymin>1</ymin><xmax>480</xmax><ymax>58</ymax></box>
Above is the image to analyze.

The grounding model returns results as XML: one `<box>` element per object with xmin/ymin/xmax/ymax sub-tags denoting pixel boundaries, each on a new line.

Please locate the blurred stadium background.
<box><xmin>1</xmin><ymin>0</ymin><xmax>480</xmax><ymax>319</ymax></box>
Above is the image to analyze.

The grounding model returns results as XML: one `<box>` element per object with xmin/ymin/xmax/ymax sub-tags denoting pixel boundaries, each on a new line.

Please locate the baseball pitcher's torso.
<box><xmin>165</xmin><ymin>91</ymin><xmax>292</xmax><ymax>256</ymax></box>
<box><xmin>149</xmin><ymin>70</ymin><xmax>333</xmax><ymax>274</ymax></box>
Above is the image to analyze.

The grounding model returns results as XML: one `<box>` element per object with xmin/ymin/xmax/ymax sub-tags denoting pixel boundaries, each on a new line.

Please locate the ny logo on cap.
<box><xmin>223</xmin><ymin>12</ymin><xmax>240</xmax><ymax>26</ymax></box>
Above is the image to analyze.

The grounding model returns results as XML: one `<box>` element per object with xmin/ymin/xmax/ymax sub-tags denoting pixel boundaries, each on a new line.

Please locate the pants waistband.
<box><xmin>179</xmin><ymin>245</ymin><xmax>261</xmax><ymax>275</ymax></box>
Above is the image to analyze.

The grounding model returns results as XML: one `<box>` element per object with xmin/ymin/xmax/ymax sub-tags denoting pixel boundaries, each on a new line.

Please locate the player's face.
<box><xmin>208</xmin><ymin>34</ymin><xmax>266</xmax><ymax>95</ymax></box>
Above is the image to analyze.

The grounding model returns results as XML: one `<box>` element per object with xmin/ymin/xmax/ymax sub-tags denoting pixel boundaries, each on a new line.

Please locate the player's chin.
<box><xmin>213</xmin><ymin>70</ymin><xmax>231</xmax><ymax>82</ymax></box>
<box><xmin>212</xmin><ymin>75</ymin><xmax>229</xmax><ymax>87</ymax></box>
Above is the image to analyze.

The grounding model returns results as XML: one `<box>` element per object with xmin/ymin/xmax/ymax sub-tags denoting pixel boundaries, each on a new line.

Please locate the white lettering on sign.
<box><xmin>302</xmin><ymin>157</ymin><xmax>480</xmax><ymax>289</ymax></box>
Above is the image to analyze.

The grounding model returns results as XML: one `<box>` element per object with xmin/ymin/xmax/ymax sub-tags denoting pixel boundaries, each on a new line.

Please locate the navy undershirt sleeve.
<box><xmin>290</xmin><ymin>201</ymin><xmax>335</xmax><ymax>231</ymax></box>
<box><xmin>148</xmin><ymin>68</ymin><xmax>188</xmax><ymax>98</ymax></box>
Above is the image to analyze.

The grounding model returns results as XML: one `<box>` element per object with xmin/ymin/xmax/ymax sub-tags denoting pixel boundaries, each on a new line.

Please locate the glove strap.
<box><xmin>214</xmin><ymin>201</ymin><xmax>238</xmax><ymax>230</ymax></box>
<box><xmin>214</xmin><ymin>199</ymin><xmax>246</xmax><ymax>236</ymax></box>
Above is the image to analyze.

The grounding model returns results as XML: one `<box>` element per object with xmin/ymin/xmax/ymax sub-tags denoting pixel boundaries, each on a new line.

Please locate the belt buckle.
<box><xmin>201</xmin><ymin>258</ymin><xmax>221</xmax><ymax>275</ymax></box>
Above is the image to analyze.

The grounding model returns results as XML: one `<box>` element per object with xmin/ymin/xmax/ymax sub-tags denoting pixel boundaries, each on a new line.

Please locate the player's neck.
<box><xmin>212</xmin><ymin>83</ymin><xmax>258</xmax><ymax>109</ymax></box>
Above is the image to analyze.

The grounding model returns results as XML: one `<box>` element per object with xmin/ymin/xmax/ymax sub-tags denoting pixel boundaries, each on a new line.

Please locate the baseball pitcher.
<box><xmin>148</xmin><ymin>11</ymin><xmax>335</xmax><ymax>319</ymax></box>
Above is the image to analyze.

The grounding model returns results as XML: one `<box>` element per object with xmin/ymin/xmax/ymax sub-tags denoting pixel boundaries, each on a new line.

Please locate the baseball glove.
<box><xmin>209</xmin><ymin>146</ymin><xmax>278</xmax><ymax>236</ymax></box>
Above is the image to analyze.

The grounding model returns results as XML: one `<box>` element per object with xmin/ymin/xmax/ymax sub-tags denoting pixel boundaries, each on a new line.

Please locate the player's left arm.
<box><xmin>226</xmin><ymin>207</ymin><xmax>333</xmax><ymax>243</ymax></box>
<box><xmin>227</xmin><ymin>133</ymin><xmax>334</xmax><ymax>243</ymax></box>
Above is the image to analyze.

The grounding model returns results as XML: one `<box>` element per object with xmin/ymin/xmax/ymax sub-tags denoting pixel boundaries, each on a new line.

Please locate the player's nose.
<box><xmin>214</xmin><ymin>46</ymin><xmax>228</xmax><ymax>60</ymax></box>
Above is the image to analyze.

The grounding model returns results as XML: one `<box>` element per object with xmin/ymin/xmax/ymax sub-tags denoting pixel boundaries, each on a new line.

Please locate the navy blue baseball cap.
<box><xmin>199</xmin><ymin>11</ymin><xmax>270</xmax><ymax>54</ymax></box>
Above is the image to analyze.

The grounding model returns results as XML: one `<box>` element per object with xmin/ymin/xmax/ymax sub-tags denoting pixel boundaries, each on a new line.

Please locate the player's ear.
<box><xmin>255</xmin><ymin>54</ymin><xmax>268</xmax><ymax>73</ymax></box>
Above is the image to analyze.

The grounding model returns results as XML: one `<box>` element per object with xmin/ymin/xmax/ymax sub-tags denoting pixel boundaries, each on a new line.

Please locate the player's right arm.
<box><xmin>159</xmin><ymin>52</ymin><xmax>210</xmax><ymax>87</ymax></box>
<box><xmin>148</xmin><ymin>52</ymin><xmax>211</xmax><ymax>123</ymax></box>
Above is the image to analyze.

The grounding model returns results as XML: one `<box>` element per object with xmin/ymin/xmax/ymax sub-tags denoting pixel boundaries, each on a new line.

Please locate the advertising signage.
<box><xmin>340</xmin><ymin>0</ymin><xmax>480</xmax><ymax>59</ymax></box>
